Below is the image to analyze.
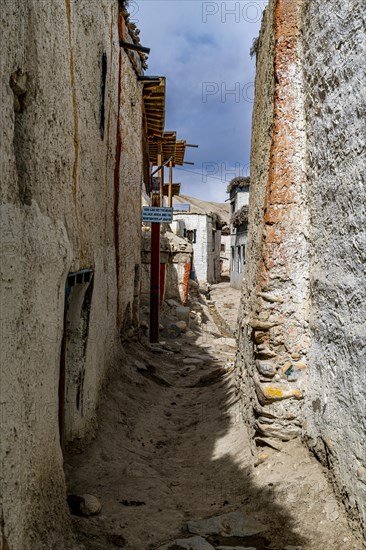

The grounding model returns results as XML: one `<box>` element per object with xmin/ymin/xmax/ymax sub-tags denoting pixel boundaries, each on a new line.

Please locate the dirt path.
<box><xmin>65</xmin><ymin>290</ymin><xmax>363</xmax><ymax>550</ymax></box>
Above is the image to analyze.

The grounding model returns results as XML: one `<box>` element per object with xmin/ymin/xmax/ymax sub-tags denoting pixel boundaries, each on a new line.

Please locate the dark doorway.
<box><xmin>58</xmin><ymin>269</ymin><xmax>94</xmax><ymax>450</ymax></box>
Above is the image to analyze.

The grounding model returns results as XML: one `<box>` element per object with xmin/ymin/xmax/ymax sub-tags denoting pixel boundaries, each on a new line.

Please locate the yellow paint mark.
<box><xmin>264</xmin><ymin>387</ymin><xmax>284</xmax><ymax>398</ymax></box>
<box><xmin>264</xmin><ymin>386</ymin><xmax>303</xmax><ymax>401</ymax></box>
<box><xmin>66</xmin><ymin>0</ymin><xmax>83</xmax><ymax>262</ymax></box>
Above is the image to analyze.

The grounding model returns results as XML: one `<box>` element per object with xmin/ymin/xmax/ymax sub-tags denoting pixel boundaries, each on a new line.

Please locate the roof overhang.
<box><xmin>163</xmin><ymin>183</ymin><xmax>181</xmax><ymax>197</ymax></box>
<box><xmin>148</xmin><ymin>131</ymin><xmax>177</xmax><ymax>165</ymax></box>
<box><xmin>174</xmin><ymin>140</ymin><xmax>187</xmax><ymax>166</ymax></box>
<box><xmin>143</xmin><ymin>77</ymin><xmax>166</xmax><ymax>141</ymax></box>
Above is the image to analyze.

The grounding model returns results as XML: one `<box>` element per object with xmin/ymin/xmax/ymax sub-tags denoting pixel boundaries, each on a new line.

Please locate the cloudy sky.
<box><xmin>135</xmin><ymin>0</ymin><xmax>268</xmax><ymax>203</ymax></box>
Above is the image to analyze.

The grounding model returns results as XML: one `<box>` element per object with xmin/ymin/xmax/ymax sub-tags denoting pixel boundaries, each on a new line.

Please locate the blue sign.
<box><xmin>142</xmin><ymin>207</ymin><xmax>173</xmax><ymax>223</ymax></box>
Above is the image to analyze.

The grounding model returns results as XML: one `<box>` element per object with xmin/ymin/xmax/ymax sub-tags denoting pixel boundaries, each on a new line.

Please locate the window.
<box><xmin>212</xmin><ymin>230</ymin><xmax>216</xmax><ymax>251</ymax></box>
<box><xmin>231</xmin><ymin>247</ymin><xmax>235</xmax><ymax>272</ymax></box>
<box><xmin>242</xmin><ymin>244</ymin><xmax>246</xmax><ymax>264</ymax></box>
<box><xmin>237</xmin><ymin>246</ymin><xmax>242</xmax><ymax>273</ymax></box>
<box><xmin>221</xmin><ymin>243</ymin><xmax>225</xmax><ymax>252</ymax></box>
<box><xmin>186</xmin><ymin>229</ymin><xmax>197</xmax><ymax>243</ymax></box>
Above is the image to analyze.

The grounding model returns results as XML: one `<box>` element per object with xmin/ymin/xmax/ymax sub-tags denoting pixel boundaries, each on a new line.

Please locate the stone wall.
<box><xmin>0</xmin><ymin>1</ymin><xmax>145</xmax><ymax>547</ymax></box>
<box><xmin>118</xmin><ymin>18</ymin><xmax>144</xmax><ymax>332</ymax></box>
<box><xmin>236</xmin><ymin>0</ymin><xmax>276</xmax><ymax>441</ymax></box>
<box><xmin>301</xmin><ymin>0</ymin><xmax>366</xmax><ymax>535</ymax></box>
<box><xmin>238</xmin><ymin>0</ymin><xmax>365</xmax><ymax>537</ymax></box>
<box><xmin>237</xmin><ymin>0</ymin><xmax>309</xmax><ymax>445</ymax></box>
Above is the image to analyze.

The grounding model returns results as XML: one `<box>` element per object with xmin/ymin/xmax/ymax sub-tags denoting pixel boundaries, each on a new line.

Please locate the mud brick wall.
<box><xmin>302</xmin><ymin>0</ymin><xmax>366</xmax><ymax>535</ymax></box>
<box><xmin>0</xmin><ymin>1</ymin><xmax>144</xmax><ymax>547</ymax></box>
<box><xmin>237</xmin><ymin>0</ymin><xmax>365</xmax><ymax>536</ymax></box>
<box><xmin>237</xmin><ymin>0</ymin><xmax>309</xmax><ymax>445</ymax></box>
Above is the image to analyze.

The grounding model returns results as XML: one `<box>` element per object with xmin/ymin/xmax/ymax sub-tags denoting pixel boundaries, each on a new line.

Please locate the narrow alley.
<box><xmin>65</xmin><ymin>284</ymin><xmax>361</xmax><ymax>550</ymax></box>
<box><xmin>1</xmin><ymin>1</ymin><xmax>365</xmax><ymax>549</ymax></box>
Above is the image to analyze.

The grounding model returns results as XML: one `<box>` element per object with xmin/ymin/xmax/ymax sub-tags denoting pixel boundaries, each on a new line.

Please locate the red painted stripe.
<box><xmin>114</xmin><ymin>11</ymin><xmax>123</xmax><ymax>324</ymax></box>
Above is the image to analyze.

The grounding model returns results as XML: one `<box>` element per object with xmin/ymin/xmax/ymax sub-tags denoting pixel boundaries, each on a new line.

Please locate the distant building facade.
<box><xmin>171</xmin><ymin>195</ymin><xmax>229</xmax><ymax>285</ymax></box>
<box><xmin>141</xmin><ymin>226</ymin><xmax>193</xmax><ymax>305</ymax></box>
<box><xmin>220</xmin><ymin>225</ymin><xmax>231</xmax><ymax>277</ymax></box>
<box><xmin>228</xmin><ymin>177</ymin><xmax>250</xmax><ymax>289</ymax></box>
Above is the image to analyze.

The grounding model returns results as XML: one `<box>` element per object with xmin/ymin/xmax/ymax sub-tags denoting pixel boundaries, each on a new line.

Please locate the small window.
<box><xmin>238</xmin><ymin>246</ymin><xmax>242</xmax><ymax>273</ymax></box>
<box><xmin>186</xmin><ymin>229</ymin><xmax>197</xmax><ymax>243</ymax></box>
<box><xmin>221</xmin><ymin>243</ymin><xmax>225</xmax><ymax>252</ymax></box>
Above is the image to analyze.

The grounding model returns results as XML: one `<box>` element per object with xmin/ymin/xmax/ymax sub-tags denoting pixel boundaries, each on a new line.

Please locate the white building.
<box><xmin>171</xmin><ymin>195</ymin><xmax>229</xmax><ymax>285</ymax></box>
<box><xmin>227</xmin><ymin>177</ymin><xmax>250</xmax><ymax>289</ymax></box>
<box><xmin>220</xmin><ymin>226</ymin><xmax>231</xmax><ymax>278</ymax></box>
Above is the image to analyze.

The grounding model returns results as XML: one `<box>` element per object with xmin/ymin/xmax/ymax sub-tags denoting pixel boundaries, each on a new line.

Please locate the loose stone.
<box><xmin>67</xmin><ymin>494</ymin><xmax>102</xmax><ymax>517</ymax></box>
<box><xmin>175</xmin><ymin>320</ymin><xmax>187</xmax><ymax>332</ymax></box>
<box><xmin>176</xmin><ymin>305</ymin><xmax>191</xmax><ymax>323</ymax></box>
<box><xmin>134</xmin><ymin>360</ymin><xmax>147</xmax><ymax>372</ymax></box>
<box><xmin>255</xmin><ymin>436</ymin><xmax>284</xmax><ymax>451</ymax></box>
<box><xmin>187</xmin><ymin>510</ymin><xmax>266</xmax><ymax>537</ymax></box>
<box><xmin>157</xmin><ymin>536</ymin><xmax>215</xmax><ymax>550</ymax></box>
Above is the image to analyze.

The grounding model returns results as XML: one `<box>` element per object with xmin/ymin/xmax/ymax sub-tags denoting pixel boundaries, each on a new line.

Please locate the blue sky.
<box><xmin>135</xmin><ymin>1</ymin><xmax>268</xmax><ymax>202</ymax></box>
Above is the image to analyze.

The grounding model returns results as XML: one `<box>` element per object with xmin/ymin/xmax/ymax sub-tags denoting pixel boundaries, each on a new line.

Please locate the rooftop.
<box><xmin>227</xmin><ymin>176</ymin><xmax>250</xmax><ymax>194</ymax></box>
<box><xmin>173</xmin><ymin>195</ymin><xmax>230</xmax><ymax>224</ymax></box>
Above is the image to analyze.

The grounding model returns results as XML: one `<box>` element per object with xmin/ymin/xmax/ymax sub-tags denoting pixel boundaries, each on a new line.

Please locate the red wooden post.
<box><xmin>149</xmin><ymin>217</ymin><xmax>160</xmax><ymax>342</ymax></box>
<box><xmin>150</xmin><ymin>145</ymin><xmax>163</xmax><ymax>343</ymax></box>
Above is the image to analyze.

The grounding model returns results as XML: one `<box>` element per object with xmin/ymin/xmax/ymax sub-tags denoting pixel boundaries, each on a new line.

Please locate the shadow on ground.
<box><xmin>64</xmin><ymin>301</ymin><xmax>309</xmax><ymax>550</ymax></box>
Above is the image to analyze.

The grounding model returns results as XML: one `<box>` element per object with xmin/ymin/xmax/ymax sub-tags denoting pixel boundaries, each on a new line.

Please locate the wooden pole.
<box><xmin>168</xmin><ymin>160</ymin><xmax>173</xmax><ymax>208</ymax></box>
<box><xmin>157</xmin><ymin>147</ymin><xmax>163</xmax><ymax>207</ymax></box>
<box><xmin>149</xmin><ymin>196</ymin><xmax>160</xmax><ymax>343</ymax></box>
<box><xmin>159</xmin><ymin>152</ymin><xmax>164</xmax><ymax>206</ymax></box>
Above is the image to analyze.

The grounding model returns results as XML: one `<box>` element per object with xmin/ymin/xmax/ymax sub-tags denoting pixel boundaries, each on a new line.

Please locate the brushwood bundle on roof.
<box><xmin>231</xmin><ymin>205</ymin><xmax>249</xmax><ymax>228</ymax></box>
<box><xmin>209</xmin><ymin>212</ymin><xmax>223</xmax><ymax>226</ymax></box>
<box><xmin>120</xmin><ymin>1</ymin><xmax>148</xmax><ymax>70</ymax></box>
<box><xmin>227</xmin><ymin>176</ymin><xmax>250</xmax><ymax>194</ymax></box>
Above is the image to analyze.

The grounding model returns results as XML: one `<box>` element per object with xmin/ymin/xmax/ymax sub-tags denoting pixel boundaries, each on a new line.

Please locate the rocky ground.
<box><xmin>65</xmin><ymin>282</ymin><xmax>364</xmax><ymax>550</ymax></box>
